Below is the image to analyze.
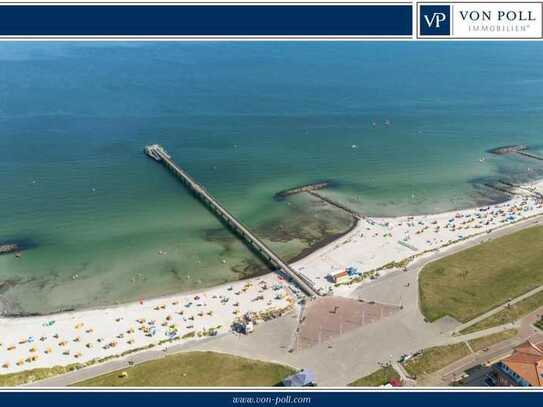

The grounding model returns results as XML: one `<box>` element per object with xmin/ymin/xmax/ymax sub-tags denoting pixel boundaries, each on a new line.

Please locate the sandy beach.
<box><xmin>0</xmin><ymin>274</ymin><xmax>294</xmax><ymax>374</ymax></box>
<box><xmin>292</xmin><ymin>180</ymin><xmax>543</xmax><ymax>295</ymax></box>
<box><xmin>2</xmin><ymin>179</ymin><xmax>543</xmax><ymax>376</ymax></box>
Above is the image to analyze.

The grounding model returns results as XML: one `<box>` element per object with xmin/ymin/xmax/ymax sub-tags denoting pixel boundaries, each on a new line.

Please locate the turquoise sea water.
<box><xmin>1</xmin><ymin>42</ymin><xmax>543</xmax><ymax>314</ymax></box>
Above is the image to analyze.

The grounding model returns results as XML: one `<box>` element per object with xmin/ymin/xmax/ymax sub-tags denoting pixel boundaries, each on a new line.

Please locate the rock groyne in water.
<box><xmin>487</xmin><ymin>144</ymin><xmax>543</xmax><ymax>161</ymax></box>
<box><xmin>0</xmin><ymin>244</ymin><xmax>19</xmax><ymax>255</ymax></box>
<box><xmin>488</xmin><ymin>145</ymin><xmax>527</xmax><ymax>155</ymax></box>
<box><xmin>0</xmin><ymin>239</ymin><xmax>38</xmax><ymax>256</ymax></box>
<box><xmin>274</xmin><ymin>180</ymin><xmax>335</xmax><ymax>200</ymax></box>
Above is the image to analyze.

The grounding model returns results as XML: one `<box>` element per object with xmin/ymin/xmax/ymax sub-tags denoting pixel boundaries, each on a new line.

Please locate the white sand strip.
<box><xmin>0</xmin><ymin>273</ymin><xmax>294</xmax><ymax>375</ymax></box>
<box><xmin>293</xmin><ymin>180</ymin><xmax>543</xmax><ymax>295</ymax></box>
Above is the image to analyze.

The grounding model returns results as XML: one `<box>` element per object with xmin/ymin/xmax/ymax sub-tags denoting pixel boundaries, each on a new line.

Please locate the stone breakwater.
<box><xmin>274</xmin><ymin>180</ymin><xmax>334</xmax><ymax>200</ymax></box>
<box><xmin>0</xmin><ymin>238</ymin><xmax>37</xmax><ymax>256</ymax></box>
<box><xmin>488</xmin><ymin>144</ymin><xmax>527</xmax><ymax>155</ymax></box>
<box><xmin>0</xmin><ymin>244</ymin><xmax>19</xmax><ymax>255</ymax></box>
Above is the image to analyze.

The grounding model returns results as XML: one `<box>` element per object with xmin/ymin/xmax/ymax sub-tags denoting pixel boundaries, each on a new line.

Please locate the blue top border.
<box><xmin>0</xmin><ymin>4</ymin><xmax>412</xmax><ymax>36</ymax></box>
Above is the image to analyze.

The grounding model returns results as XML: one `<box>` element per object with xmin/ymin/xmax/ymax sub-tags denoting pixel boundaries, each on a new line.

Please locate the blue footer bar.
<box><xmin>3</xmin><ymin>390</ymin><xmax>543</xmax><ymax>407</ymax></box>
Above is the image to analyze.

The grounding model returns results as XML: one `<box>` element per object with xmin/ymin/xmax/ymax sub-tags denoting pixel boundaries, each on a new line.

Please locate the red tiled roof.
<box><xmin>502</xmin><ymin>340</ymin><xmax>543</xmax><ymax>387</ymax></box>
<box><xmin>389</xmin><ymin>378</ymin><xmax>402</xmax><ymax>387</ymax></box>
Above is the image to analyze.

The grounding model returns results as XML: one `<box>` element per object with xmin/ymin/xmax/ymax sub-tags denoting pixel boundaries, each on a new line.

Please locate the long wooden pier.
<box><xmin>144</xmin><ymin>144</ymin><xmax>319</xmax><ymax>297</ymax></box>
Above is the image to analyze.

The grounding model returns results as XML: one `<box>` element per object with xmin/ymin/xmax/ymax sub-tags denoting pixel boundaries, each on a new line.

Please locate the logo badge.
<box><xmin>420</xmin><ymin>5</ymin><xmax>451</xmax><ymax>36</ymax></box>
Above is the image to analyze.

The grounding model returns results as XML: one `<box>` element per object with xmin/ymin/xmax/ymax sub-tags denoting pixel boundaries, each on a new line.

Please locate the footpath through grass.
<box><xmin>349</xmin><ymin>366</ymin><xmax>400</xmax><ymax>387</ymax></box>
<box><xmin>467</xmin><ymin>329</ymin><xmax>518</xmax><ymax>352</ymax></box>
<box><xmin>402</xmin><ymin>343</ymin><xmax>470</xmax><ymax>379</ymax></box>
<box><xmin>420</xmin><ymin>226</ymin><xmax>543</xmax><ymax>323</ymax></box>
<box><xmin>74</xmin><ymin>351</ymin><xmax>295</xmax><ymax>387</ymax></box>
<box><xmin>461</xmin><ymin>291</ymin><xmax>543</xmax><ymax>334</ymax></box>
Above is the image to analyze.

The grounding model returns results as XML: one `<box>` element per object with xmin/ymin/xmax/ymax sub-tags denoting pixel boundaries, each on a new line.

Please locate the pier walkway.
<box><xmin>144</xmin><ymin>145</ymin><xmax>319</xmax><ymax>298</ymax></box>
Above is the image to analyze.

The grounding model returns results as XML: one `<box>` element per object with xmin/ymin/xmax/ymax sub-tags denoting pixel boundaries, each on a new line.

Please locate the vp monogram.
<box><xmin>424</xmin><ymin>12</ymin><xmax>447</xmax><ymax>28</ymax></box>
<box><xmin>419</xmin><ymin>5</ymin><xmax>451</xmax><ymax>35</ymax></box>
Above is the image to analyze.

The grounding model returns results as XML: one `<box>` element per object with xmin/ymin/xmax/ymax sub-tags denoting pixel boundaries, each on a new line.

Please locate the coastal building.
<box><xmin>381</xmin><ymin>378</ymin><xmax>402</xmax><ymax>387</ymax></box>
<box><xmin>282</xmin><ymin>369</ymin><xmax>316</xmax><ymax>387</ymax></box>
<box><xmin>492</xmin><ymin>340</ymin><xmax>543</xmax><ymax>386</ymax></box>
<box><xmin>327</xmin><ymin>270</ymin><xmax>351</xmax><ymax>284</ymax></box>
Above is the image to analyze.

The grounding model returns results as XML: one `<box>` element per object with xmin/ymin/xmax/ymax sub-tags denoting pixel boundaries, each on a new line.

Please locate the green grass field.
<box><xmin>461</xmin><ymin>291</ymin><xmax>543</xmax><ymax>334</ymax></box>
<box><xmin>402</xmin><ymin>343</ymin><xmax>471</xmax><ymax>378</ymax></box>
<box><xmin>535</xmin><ymin>317</ymin><xmax>543</xmax><ymax>331</ymax></box>
<box><xmin>349</xmin><ymin>366</ymin><xmax>400</xmax><ymax>387</ymax></box>
<box><xmin>419</xmin><ymin>226</ymin><xmax>543</xmax><ymax>323</ymax></box>
<box><xmin>0</xmin><ymin>363</ymin><xmax>83</xmax><ymax>387</ymax></box>
<box><xmin>467</xmin><ymin>329</ymin><xmax>518</xmax><ymax>352</ymax></box>
<box><xmin>74</xmin><ymin>351</ymin><xmax>295</xmax><ymax>387</ymax></box>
